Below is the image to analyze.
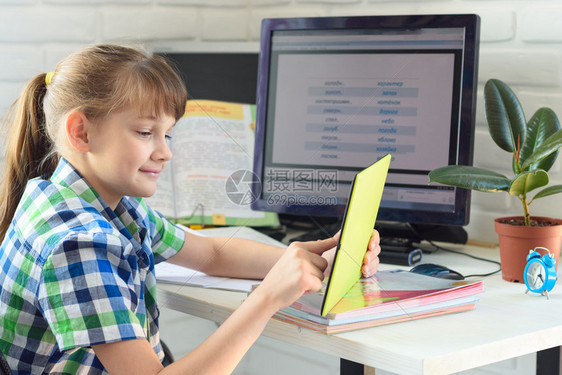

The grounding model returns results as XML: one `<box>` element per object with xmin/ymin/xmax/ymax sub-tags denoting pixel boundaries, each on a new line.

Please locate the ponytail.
<box><xmin>0</xmin><ymin>74</ymin><xmax>58</xmax><ymax>240</ymax></box>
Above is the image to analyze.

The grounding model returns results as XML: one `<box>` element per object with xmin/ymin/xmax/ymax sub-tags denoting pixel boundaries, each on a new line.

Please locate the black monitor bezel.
<box><xmin>252</xmin><ymin>14</ymin><xmax>480</xmax><ymax>226</ymax></box>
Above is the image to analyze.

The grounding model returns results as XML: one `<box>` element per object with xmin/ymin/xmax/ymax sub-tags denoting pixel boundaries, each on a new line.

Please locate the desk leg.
<box><xmin>340</xmin><ymin>359</ymin><xmax>375</xmax><ymax>375</ymax></box>
<box><xmin>537</xmin><ymin>346</ymin><xmax>562</xmax><ymax>375</ymax></box>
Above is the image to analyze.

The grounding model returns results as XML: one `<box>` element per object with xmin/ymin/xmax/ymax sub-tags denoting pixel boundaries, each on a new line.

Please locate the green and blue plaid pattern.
<box><xmin>0</xmin><ymin>158</ymin><xmax>185</xmax><ymax>374</ymax></box>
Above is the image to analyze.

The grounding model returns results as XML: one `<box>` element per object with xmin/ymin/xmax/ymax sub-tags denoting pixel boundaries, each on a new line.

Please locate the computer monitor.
<box><xmin>157</xmin><ymin>43</ymin><xmax>259</xmax><ymax>104</ymax></box>
<box><xmin>251</xmin><ymin>14</ymin><xmax>480</xmax><ymax>240</ymax></box>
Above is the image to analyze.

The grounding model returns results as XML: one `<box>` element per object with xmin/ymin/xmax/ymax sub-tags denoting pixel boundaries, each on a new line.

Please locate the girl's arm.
<box><xmin>93</xmin><ymin>237</ymin><xmax>334</xmax><ymax>375</ymax></box>
<box><xmin>167</xmin><ymin>229</ymin><xmax>381</xmax><ymax>279</ymax></box>
<box><xmin>166</xmin><ymin>232</ymin><xmax>287</xmax><ymax>279</ymax></box>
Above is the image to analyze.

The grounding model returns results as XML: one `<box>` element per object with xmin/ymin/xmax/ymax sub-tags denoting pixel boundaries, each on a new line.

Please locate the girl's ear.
<box><xmin>65</xmin><ymin>111</ymin><xmax>91</xmax><ymax>152</ymax></box>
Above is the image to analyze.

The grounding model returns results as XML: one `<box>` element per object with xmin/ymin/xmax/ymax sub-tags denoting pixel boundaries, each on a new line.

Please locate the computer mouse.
<box><xmin>409</xmin><ymin>263</ymin><xmax>464</xmax><ymax>280</ymax></box>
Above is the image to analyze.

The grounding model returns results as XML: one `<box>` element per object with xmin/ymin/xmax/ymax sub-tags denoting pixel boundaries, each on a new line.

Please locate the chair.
<box><xmin>160</xmin><ymin>340</ymin><xmax>174</xmax><ymax>367</ymax></box>
<box><xmin>0</xmin><ymin>350</ymin><xmax>12</xmax><ymax>375</ymax></box>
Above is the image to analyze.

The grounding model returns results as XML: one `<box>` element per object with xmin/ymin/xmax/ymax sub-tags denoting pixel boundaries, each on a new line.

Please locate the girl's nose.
<box><xmin>155</xmin><ymin>136</ymin><xmax>173</xmax><ymax>161</ymax></box>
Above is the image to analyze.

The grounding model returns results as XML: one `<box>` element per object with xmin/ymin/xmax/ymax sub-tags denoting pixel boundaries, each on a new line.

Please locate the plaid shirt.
<box><xmin>0</xmin><ymin>158</ymin><xmax>185</xmax><ymax>374</ymax></box>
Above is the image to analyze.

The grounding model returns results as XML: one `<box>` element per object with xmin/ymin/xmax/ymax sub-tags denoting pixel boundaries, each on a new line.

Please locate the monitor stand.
<box><xmin>280</xmin><ymin>215</ymin><xmax>468</xmax><ymax>267</ymax></box>
<box><xmin>375</xmin><ymin>221</ymin><xmax>468</xmax><ymax>245</ymax></box>
<box><xmin>374</xmin><ymin>221</ymin><xmax>468</xmax><ymax>266</ymax></box>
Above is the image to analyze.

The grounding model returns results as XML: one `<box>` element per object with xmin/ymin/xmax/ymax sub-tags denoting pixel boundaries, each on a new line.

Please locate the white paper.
<box><xmin>156</xmin><ymin>226</ymin><xmax>281</xmax><ymax>292</ymax></box>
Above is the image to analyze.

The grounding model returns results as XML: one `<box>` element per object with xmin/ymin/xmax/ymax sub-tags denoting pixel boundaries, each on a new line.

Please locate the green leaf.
<box><xmin>508</xmin><ymin>170</ymin><xmax>548</xmax><ymax>196</ymax></box>
<box><xmin>428</xmin><ymin>165</ymin><xmax>510</xmax><ymax>192</ymax></box>
<box><xmin>521</xmin><ymin>128</ymin><xmax>562</xmax><ymax>170</ymax></box>
<box><xmin>532</xmin><ymin>184</ymin><xmax>562</xmax><ymax>201</ymax></box>
<box><xmin>484</xmin><ymin>79</ymin><xmax>526</xmax><ymax>152</ymax></box>
<box><xmin>520</xmin><ymin>107</ymin><xmax>561</xmax><ymax>172</ymax></box>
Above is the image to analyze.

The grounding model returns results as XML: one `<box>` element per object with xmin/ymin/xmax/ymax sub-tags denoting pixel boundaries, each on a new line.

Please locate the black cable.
<box><xmin>424</xmin><ymin>239</ymin><xmax>502</xmax><ymax>278</ymax></box>
<box><xmin>406</xmin><ymin>223</ymin><xmax>502</xmax><ymax>278</ymax></box>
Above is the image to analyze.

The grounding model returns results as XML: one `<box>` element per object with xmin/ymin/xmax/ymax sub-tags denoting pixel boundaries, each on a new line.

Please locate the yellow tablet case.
<box><xmin>320</xmin><ymin>154</ymin><xmax>391</xmax><ymax>316</ymax></box>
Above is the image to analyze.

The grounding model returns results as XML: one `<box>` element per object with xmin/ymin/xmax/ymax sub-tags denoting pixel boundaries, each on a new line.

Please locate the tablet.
<box><xmin>320</xmin><ymin>154</ymin><xmax>391</xmax><ymax>316</ymax></box>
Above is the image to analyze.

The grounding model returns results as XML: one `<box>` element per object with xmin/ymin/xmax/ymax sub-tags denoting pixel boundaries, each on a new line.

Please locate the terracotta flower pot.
<box><xmin>494</xmin><ymin>216</ymin><xmax>562</xmax><ymax>283</ymax></box>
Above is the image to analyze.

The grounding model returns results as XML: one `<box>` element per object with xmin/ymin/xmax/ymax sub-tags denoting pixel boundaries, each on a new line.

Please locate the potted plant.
<box><xmin>428</xmin><ymin>78</ymin><xmax>562</xmax><ymax>282</ymax></box>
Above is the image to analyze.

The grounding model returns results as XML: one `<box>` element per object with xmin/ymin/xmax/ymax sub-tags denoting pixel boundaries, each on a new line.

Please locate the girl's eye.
<box><xmin>138</xmin><ymin>131</ymin><xmax>151</xmax><ymax>137</ymax></box>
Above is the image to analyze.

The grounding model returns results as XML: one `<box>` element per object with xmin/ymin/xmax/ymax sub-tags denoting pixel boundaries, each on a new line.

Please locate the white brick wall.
<box><xmin>1</xmin><ymin>0</ymin><xmax>561</xmax><ymax>243</ymax></box>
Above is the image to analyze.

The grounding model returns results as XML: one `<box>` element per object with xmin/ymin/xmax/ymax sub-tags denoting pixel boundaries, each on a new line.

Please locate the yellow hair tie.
<box><xmin>45</xmin><ymin>72</ymin><xmax>54</xmax><ymax>86</ymax></box>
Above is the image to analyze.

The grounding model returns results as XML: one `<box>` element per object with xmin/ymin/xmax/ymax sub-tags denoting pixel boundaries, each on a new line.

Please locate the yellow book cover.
<box><xmin>321</xmin><ymin>154</ymin><xmax>391</xmax><ymax>316</ymax></box>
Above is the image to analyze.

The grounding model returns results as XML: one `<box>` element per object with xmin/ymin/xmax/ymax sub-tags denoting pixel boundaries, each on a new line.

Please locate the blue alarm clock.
<box><xmin>524</xmin><ymin>247</ymin><xmax>557</xmax><ymax>299</ymax></box>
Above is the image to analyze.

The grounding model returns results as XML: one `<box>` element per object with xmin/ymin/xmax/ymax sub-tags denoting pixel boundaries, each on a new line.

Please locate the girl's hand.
<box><xmin>361</xmin><ymin>229</ymin><xmax>381</xmax><ymax>278</ymax></box>
<box><xmin>321</xmin><ymin>229</ymin><xmax>381</xmax><ymax>278</ymax></box>
<box><xmin>253</xmin><ymin>229</ymin><xmax>381</xmax><ymax>313</ymax></box>
<box><xmin>255</xmin><ymin>238</ymin><xmax>333</xmax><ymax>311</ymax></box>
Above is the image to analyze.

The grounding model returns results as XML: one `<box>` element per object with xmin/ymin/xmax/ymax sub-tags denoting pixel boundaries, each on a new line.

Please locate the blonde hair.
<box><xmin>0</xmin><ymin>43</ymin><xmax>187</xmax><ymax>239</ymax></box>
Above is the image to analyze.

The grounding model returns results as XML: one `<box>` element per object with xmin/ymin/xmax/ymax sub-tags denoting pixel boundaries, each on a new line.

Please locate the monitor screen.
<box><xmin>159</xmin><ymin>48</ymin><xmax>259</xmax><ymax>104</ymax></box>
<box><xmin>251</xmin><ymin>14</ymin><xmax>480</xmax><ymax>227</ymax></box>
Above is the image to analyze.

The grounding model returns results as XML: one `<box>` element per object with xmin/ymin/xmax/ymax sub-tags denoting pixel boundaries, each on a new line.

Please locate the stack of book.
<box><xmin>275</xmin><ymin>270</ymin><xmax>483</xmax><ymax>334</ymax></box>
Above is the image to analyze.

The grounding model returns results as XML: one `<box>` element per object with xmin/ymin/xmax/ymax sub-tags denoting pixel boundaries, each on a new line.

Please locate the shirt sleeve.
<box><xmin>37</xmin><ymin>231</ymin><xmax>147</xmax><ymax>351</ymax></box>
<box><xmin>144</xmin><ymin>202</ymin><xmax>186</xmax><ymax>264</ymax></box>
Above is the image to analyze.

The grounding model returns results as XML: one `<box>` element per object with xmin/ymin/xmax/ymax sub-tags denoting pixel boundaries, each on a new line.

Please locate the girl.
<box><xmin>0</xmin><ymin>43</ymin><xmax>380</xmax><ymax>374</ymax></box>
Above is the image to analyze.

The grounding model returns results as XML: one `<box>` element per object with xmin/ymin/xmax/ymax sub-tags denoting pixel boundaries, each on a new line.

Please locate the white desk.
<box><xmin>157</xmin><ymin>228</ymin><xmax>562</xmax><ymax>375</ymax></box>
